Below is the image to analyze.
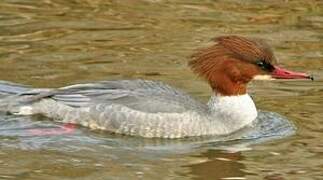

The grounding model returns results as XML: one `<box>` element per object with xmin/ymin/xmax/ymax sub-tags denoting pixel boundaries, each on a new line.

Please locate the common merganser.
<box><xmin>0</xmin><ymin>36</ymin><xmax>312</xmax><ymax>138</ymax></box>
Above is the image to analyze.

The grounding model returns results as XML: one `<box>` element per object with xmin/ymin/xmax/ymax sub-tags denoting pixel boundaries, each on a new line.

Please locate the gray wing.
<box><xmin>45</xmin><ymin>79</ymin><xmax>207</xmax><ymax>114</ymax></box>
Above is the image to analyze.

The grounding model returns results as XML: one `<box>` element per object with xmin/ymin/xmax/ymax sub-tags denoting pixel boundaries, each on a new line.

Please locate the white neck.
<box><xmin>207</xmin><ymin>93</ymin><xmax>257</xmax><ymax>134</ymax></box>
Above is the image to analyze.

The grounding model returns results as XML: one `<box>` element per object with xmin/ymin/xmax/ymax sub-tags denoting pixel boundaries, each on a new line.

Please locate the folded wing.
<box><xmin>47</xmin><ymin>80</ymin><xmax>207</xmax><ymax>114</ymax></box>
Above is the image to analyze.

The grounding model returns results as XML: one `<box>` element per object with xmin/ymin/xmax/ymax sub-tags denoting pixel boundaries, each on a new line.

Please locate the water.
<box><xmin>0</xmin><ymin>0</ymin><xmax>322</xmax><ymax>179</ymax></box>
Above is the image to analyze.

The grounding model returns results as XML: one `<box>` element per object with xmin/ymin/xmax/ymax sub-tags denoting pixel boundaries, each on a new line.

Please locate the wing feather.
<box><xmin>45</xmin><ymin>80</ymin><xmax>207</xmax><ymax>113</ymax></box>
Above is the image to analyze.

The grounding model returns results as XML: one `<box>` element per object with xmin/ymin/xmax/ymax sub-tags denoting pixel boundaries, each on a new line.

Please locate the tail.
<box><xmin>0</xmin><ymin>81</ymin><xmax>55</xmax><ymax>115</ymax></box>
<box><xmin>0</xmin><ymin>81</ymin><xmax>30</xmax><ymax>97</ymax></box>
<box><xmin>0</xmin><ymin>81</ymin><xmax>32</xmax><ymax>113</ymax></box>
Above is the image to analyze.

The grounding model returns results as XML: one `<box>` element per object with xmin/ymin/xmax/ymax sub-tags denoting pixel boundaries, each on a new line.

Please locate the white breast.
<box><xmin>207</xmin><ymin>94</ymin><xmax>258</xmax><ymax>134</ymax></box>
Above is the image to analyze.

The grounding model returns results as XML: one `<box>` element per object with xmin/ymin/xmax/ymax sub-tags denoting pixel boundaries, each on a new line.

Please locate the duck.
<box><xmin>0</xmin><ymin>35</ymin><xmax>312</xmax><ymax>138</ymax></box>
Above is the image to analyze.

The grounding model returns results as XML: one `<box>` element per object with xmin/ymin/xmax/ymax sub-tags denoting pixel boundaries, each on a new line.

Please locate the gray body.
<box><xmin>0</xmin><ymin>80</ymin><xmax>257</xmax><ymax>138</ymax></box>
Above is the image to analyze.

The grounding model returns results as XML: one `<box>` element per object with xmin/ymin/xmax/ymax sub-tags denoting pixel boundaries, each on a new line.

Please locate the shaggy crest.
<box><xmin>189</xmin><ymin>35</ymin><xmax>277</xmax><ymax>95</ymax></box>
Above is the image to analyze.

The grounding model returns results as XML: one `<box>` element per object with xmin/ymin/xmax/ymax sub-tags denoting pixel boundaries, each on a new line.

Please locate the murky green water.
<box><xmin>0</xmin><ymin>0</ymin><xmax>322</xmax><ymax>179</ymax></box>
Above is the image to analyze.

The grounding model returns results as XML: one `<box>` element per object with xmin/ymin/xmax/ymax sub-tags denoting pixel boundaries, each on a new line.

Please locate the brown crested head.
<box><xmin>189</xmin><ymin>35</ymin><xmax>277</xmax><ymax>96</ymax></box>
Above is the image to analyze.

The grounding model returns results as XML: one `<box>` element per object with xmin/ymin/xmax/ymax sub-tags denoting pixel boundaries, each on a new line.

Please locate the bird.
<box><xmin>0</xmin><ymin>35</ymin><xmax>313</xmax><ymax>138</ymax></box>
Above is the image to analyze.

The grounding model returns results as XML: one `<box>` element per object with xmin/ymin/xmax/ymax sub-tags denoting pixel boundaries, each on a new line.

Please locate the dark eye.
<box><xmin>256</xmin><ymin>60</ymin><xmax>274</xmax><ymax>72</ymax></box>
